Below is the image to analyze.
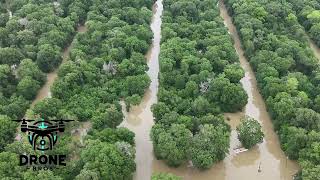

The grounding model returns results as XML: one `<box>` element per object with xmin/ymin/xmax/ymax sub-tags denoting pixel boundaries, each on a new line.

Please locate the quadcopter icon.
<box><xmin>13</xmin><ymin>118</ymin><xmax>74</xmax><ymax>151</ymax></box>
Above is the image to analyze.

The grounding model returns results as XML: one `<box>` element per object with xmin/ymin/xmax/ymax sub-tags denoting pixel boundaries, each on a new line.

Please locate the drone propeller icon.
<box><xmin>13</xmin><ymin>119</ymin><xmax>74</xmax><ymax>151</ymax></box>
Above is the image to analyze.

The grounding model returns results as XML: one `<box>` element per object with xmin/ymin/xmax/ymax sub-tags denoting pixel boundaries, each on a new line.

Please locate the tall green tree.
<box><xmin>0</xmin><ymin>115</ymin><xmax>17</xmax><ymax>151</ymax></box>
<box><xmin>23</xmin><ymin>170</ymin><xmax>63</xmax><ymax>180</ymax></box>
<box><xmin>0</xmin><ymin>151</ymin><xmax>23</xmax><ymax>179</ymax></box>
<box><xmin>17</xmin><ymin>59</ymin><xmax>46</xmax><ymax>84</ymax></box>
<box><xmin>81</xmin><ymin>140</ymin><xmax>136</xmax><ymax>180</ymax></box>
<box><xmin>91</xmin><ymin>105</ymin><xmax>123</xmax><ymax>130</ymax></box>
<box><xmin>191</xmin><ymin>124</ymin><xmax>230</xmax><ymax>169</ymax></box>
<box><xmin>17</xmin><ymin>76</ymin><xmax>40</xmax><ymax>100</ymax></box>
<box><xmin>32</xmin><ymin>98</ymin><xmax>63</xmax><ymax>119</ymax></box>
<box><xmin>237</xmin><ymin>116</ymin><xmax>264</xmax><ymax>149</ymax></box>
<box><xmin>151</xmin><ymin>124</ymin><xmax>192</xmax><ymax>167</ymax></box>
<box><xmin>36</xmin><ymin>44</ymin><xmax>62</xmax><ymax>72</ymax></box>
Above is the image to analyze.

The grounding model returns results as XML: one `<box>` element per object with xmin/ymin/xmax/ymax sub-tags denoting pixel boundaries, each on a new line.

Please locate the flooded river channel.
<box><xmin>121</xmin><ymin>0</ymin><xmax>300</xmax><ymax>179</ymax></box>
<box><xmin>306</xmin><ymin>34</ymin><xmax>320</xmax><ymax>61</ymax></box>
<box><xmin>120</xmin><ymin>0</ymin><xmax>163</xmax><ymax>179</ymax></box>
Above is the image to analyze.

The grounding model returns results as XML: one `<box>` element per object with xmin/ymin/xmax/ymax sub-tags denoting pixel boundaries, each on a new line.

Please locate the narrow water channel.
<box><xmin>30</xmin><ymin>25</ymin><xmax>87</xmax><ymax>106</ymax></box>
<box><xmin>7</xmin><ymin>9</ymin><xmax>12</xmax><ymax>19</ymax></box>
<box><xmin>219</xmin><ymin>0</ymin><xmax>300</xmax><ymax>179</ymax></box>
<box><xmin>120</xmin><ymin>1</ymin><xmax>163</xmax><ymax>180</ymax></box>
<box><xmin>152</xmin><ymin>1</ymin><xmax>300</xmax><ymax>180</ymax></box>
<box><xmin>16</xmin><ymin>25</ymin><xmax>88</xmax><ymax>140</ymax></box>
<box><xmin>306</xmin><ymin>35</ymin><xmax>320</xmax><ymax>61</ymax></box>
<box><xmin>5</xmin><ymin>0</ymin><xmax>12</xmax><ymax>19</ymax></box>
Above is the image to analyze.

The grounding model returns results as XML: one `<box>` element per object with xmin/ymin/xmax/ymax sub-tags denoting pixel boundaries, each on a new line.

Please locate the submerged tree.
<box><xmin>151</xmin><ymin>124</ymin><xmax>192</xmax><ymax>167</ymax></box>
<box><xmin>237</xmin><ymin>116</ymin><xmax>264</xmax><ymax>149</ymax></box>
<box><xmin>152</xmin><ymin>173</ymin><xmax>182</xmax><ymax>180</ymax></box>
<box><xmin>190</xmin><ymin>124</ymin><xmax>230</xmax><ymax>169</ymax></box>
<box><xmin>80</xmin><ymin>140</ymin><xmax>136</xmax><ymax>180</ymax></box>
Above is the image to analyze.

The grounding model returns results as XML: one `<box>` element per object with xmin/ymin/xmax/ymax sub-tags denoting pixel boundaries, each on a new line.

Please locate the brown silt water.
<box><xmin>120</xmin><ymin>1</ymin><xmax>163</xmax><ymax>180</ymax></box>
<box><xmin>31</xmin><ymin>25</ymin><xmax>87</xmax><ymax>107</ymax></box>
<box><xmin>122</xmin><ymin>0</ymin><xmax>300</xmax><ymax>179</ymax></box>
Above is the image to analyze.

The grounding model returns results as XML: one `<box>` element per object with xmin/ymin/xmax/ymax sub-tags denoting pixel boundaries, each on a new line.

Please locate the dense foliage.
<box><xmin>287</xmin><ymin>0</ymin><xmax>320</xmax><ymax>47</ymax></box>
<box><xmin>48</xmin><ymin>0</ymin><xmax>153</xmax><ymax>179</ymax></box>
<box><xmin>190</xmin><ymin>124</ymin><xmax>230</xmax><ymax>169</ymax></box>
<box><xmin>80</xmin><ymin>140</ymin><xmax>136</xmax><ymax>180</ymax></box>
<box><xmin>225</xmin><ymin>0</ymin><xmax>320</xmax><ymax>178</ymax></box>
<box><xmin>0</xmin><ymin>1</ymin><xmax>92</xmax><ymax>170</ymax></box>
<box><xmin>0</xmin><ymin>1</ymin><xmax>92</xmax><ymax>178</ymax></box>
<box><xmin>236</xmin><ymin>116</ymin><xmax>264</xmax><ymax>149</ymax></box>
<box><xmin>0</xmin><ymin>0</ymin><xmax>154</xmax><ymax>179</ymax></box>
<box><xmin>0</xmin><ymin>0</ymin><xmax>91</xmax><ymax>121</ymax></box>
<box><xmin>151</xmin><ymin>0</ymin><xmax>248</xmax><ymax>170</ymax></box>
<box><xmin>152</xmin><ymin>173</ymin><xmax>182</xmax><ymax>180</ymax></box>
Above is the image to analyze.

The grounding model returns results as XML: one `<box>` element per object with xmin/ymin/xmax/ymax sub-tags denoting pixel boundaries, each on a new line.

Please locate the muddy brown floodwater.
<box><xmin>31</xmin><ymin>25</ymin><xmax>87</xmax><ymax>107</ymax></box>
<box><xmin>306</xmin><ymin>35</ymin><xmax>320</xmax><ymax>61</ymax></box>
<box><xmin>120</xmin><ymin>0</ymin><xmax>163</xmax><ymax>180</ymax></box>
<box><xmin>122</xmin><ymin>0</ymin><xmax>300</xmax><ymax>180</ymax></box>
<box><xmin>155</xmin><ymin>1</ymin><xmax>300</xmax><ymax>179</ymax></box>
<box><xmin>16</xmin><ymin>25</ymin><xmax>88</xmax><ymax>140</ymax></box>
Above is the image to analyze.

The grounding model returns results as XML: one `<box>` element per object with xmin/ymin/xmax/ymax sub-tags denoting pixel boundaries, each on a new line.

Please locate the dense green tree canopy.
<box><xmin>0</xmin><ymin>64</ymin><xmax>17</xmax><ymax>97</ymax></box>
<box><xmin>88</xmin><ymin>127</ymin><xmax>135</xmax><ymax>145</ymax></box>
<box><xmin>0</xmin><ymin>0</ymin><xmax>91</xmax><ymax>121</ymax></box>
<box><xmin>225</xmin><ymin>0</ymin><xmax>320</xmax><ymax>176</ymax></box>
<box><xmin>0</xmin><ymin>115</ymin><xmax>16</xmax><ymax>151</ymax></box>
<box><xmin>75</xmin><ymin>169</ymin><xmax>99</xmax><ymax>180</ymax></box>
<box><xmin>17</xmin><ymin>59</ymin><xmax>46</xmax><ymax>84</ymax></box>
<box><xmin>151</xmin><ymin>124</ymin><xmax>193</xmax><ymax>167</ymax></box>
<box><xmin>150</xmin><ymin>0</ymin><xmax>246</xmax><ymax>168</ymax></box>
<box><xmin>81</xmin><ymin>140</ymin><xmax>136</xmax><ymax>180</ymax></box>
<box><xmin>0</xmin><ymin>151</ymin><xmax>23</xmax><ymax>179</ymax></box>
<box><xmin>23</xmin><ymin>170</ymin><xmax>63</xmax><ymax>180</ymax></box>
<box><xmin>191</xmin><ymin>124</ymin><xmax>230</xmax><ymax>169</ymax></box>
<box><xmin>236</xmin><ymin>116</ymin><xmax>264</xmax><ymax>149</ymax></box>
<box><xmin>45</xmin><ymin>0</ymin><xmax>154</xmax><ymax>179</ymax></box>
<box><xmin>16</xmin><ymin>76</ymin><xmax>40</xmax><ymax>100</ymax></box>
<box><xmin>32</xmin><ymin>98</ymin><xmax>63</xmax><ymax>119</ymax></box>
<box><xmin>152</xmin><ymin>173</ymin><xmax>182</xmax><ymax>180</ymax></box>
<box><xmin>36</xmin><ymin>44</ymin><xmax>62</xmax><ymax>73</ymax></box>
<box><xmin>91</xmin><ymin>105</ymin><xmax>123</xmax><ymax>130</ymax></box>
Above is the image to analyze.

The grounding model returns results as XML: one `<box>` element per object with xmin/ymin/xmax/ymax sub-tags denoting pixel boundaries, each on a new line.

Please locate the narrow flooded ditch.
<box><xmin>16</xmin><ymin>25</ymin><xmax>88</xmax><ymax>140</ymax></box>
<box><xmin>150</xmin><ymin>1</ymin><xmax>300</xmax><ymax>180</ymax></box>
<box><xmin>306</xmin><ymin>35</ymin><xmax>320</xmax><ymax>61</ymax></box>
<box><xmin>119</xmin><ymin>0</ymin><xmax>163</xmax><ymax>179</ymax></box>
<box><xmin>30</xmin><ymin>25</ymin><xmax>87</xmax><ymax>106</ymax></box>
<box><xmin>218</xmin><ymin>1</ymin><xmax>300</xmax><ymax>179</ymax></box>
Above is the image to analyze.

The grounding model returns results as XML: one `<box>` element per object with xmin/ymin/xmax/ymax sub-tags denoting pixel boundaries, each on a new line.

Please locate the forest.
<box><xmin>225</xmin><ymin>0</ymin><xmax>320</xmax><ymax>179</ymax></box>
<box><xmin>0</xmin><ymin>0</ymin><xmax>319</xmax><ymax>179</ymax></box>
<box><xmin>151</xmin><ymin>0</ymin><xmax>247</xmax><ymax>169</ymax></box>
<box><xmin>0</xmin><ymin>0</ymin><xmax>90</xmax><ymax>121</ymax></box>
<box><xmin>0</xmin><ymin>0</ymin><xmax>154</xmax><ymax>179</ymax></box>
<box><xmin>287</xmin><ymin>0</ymin><xmax>320</xmax><ymax>46</ymax></box>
